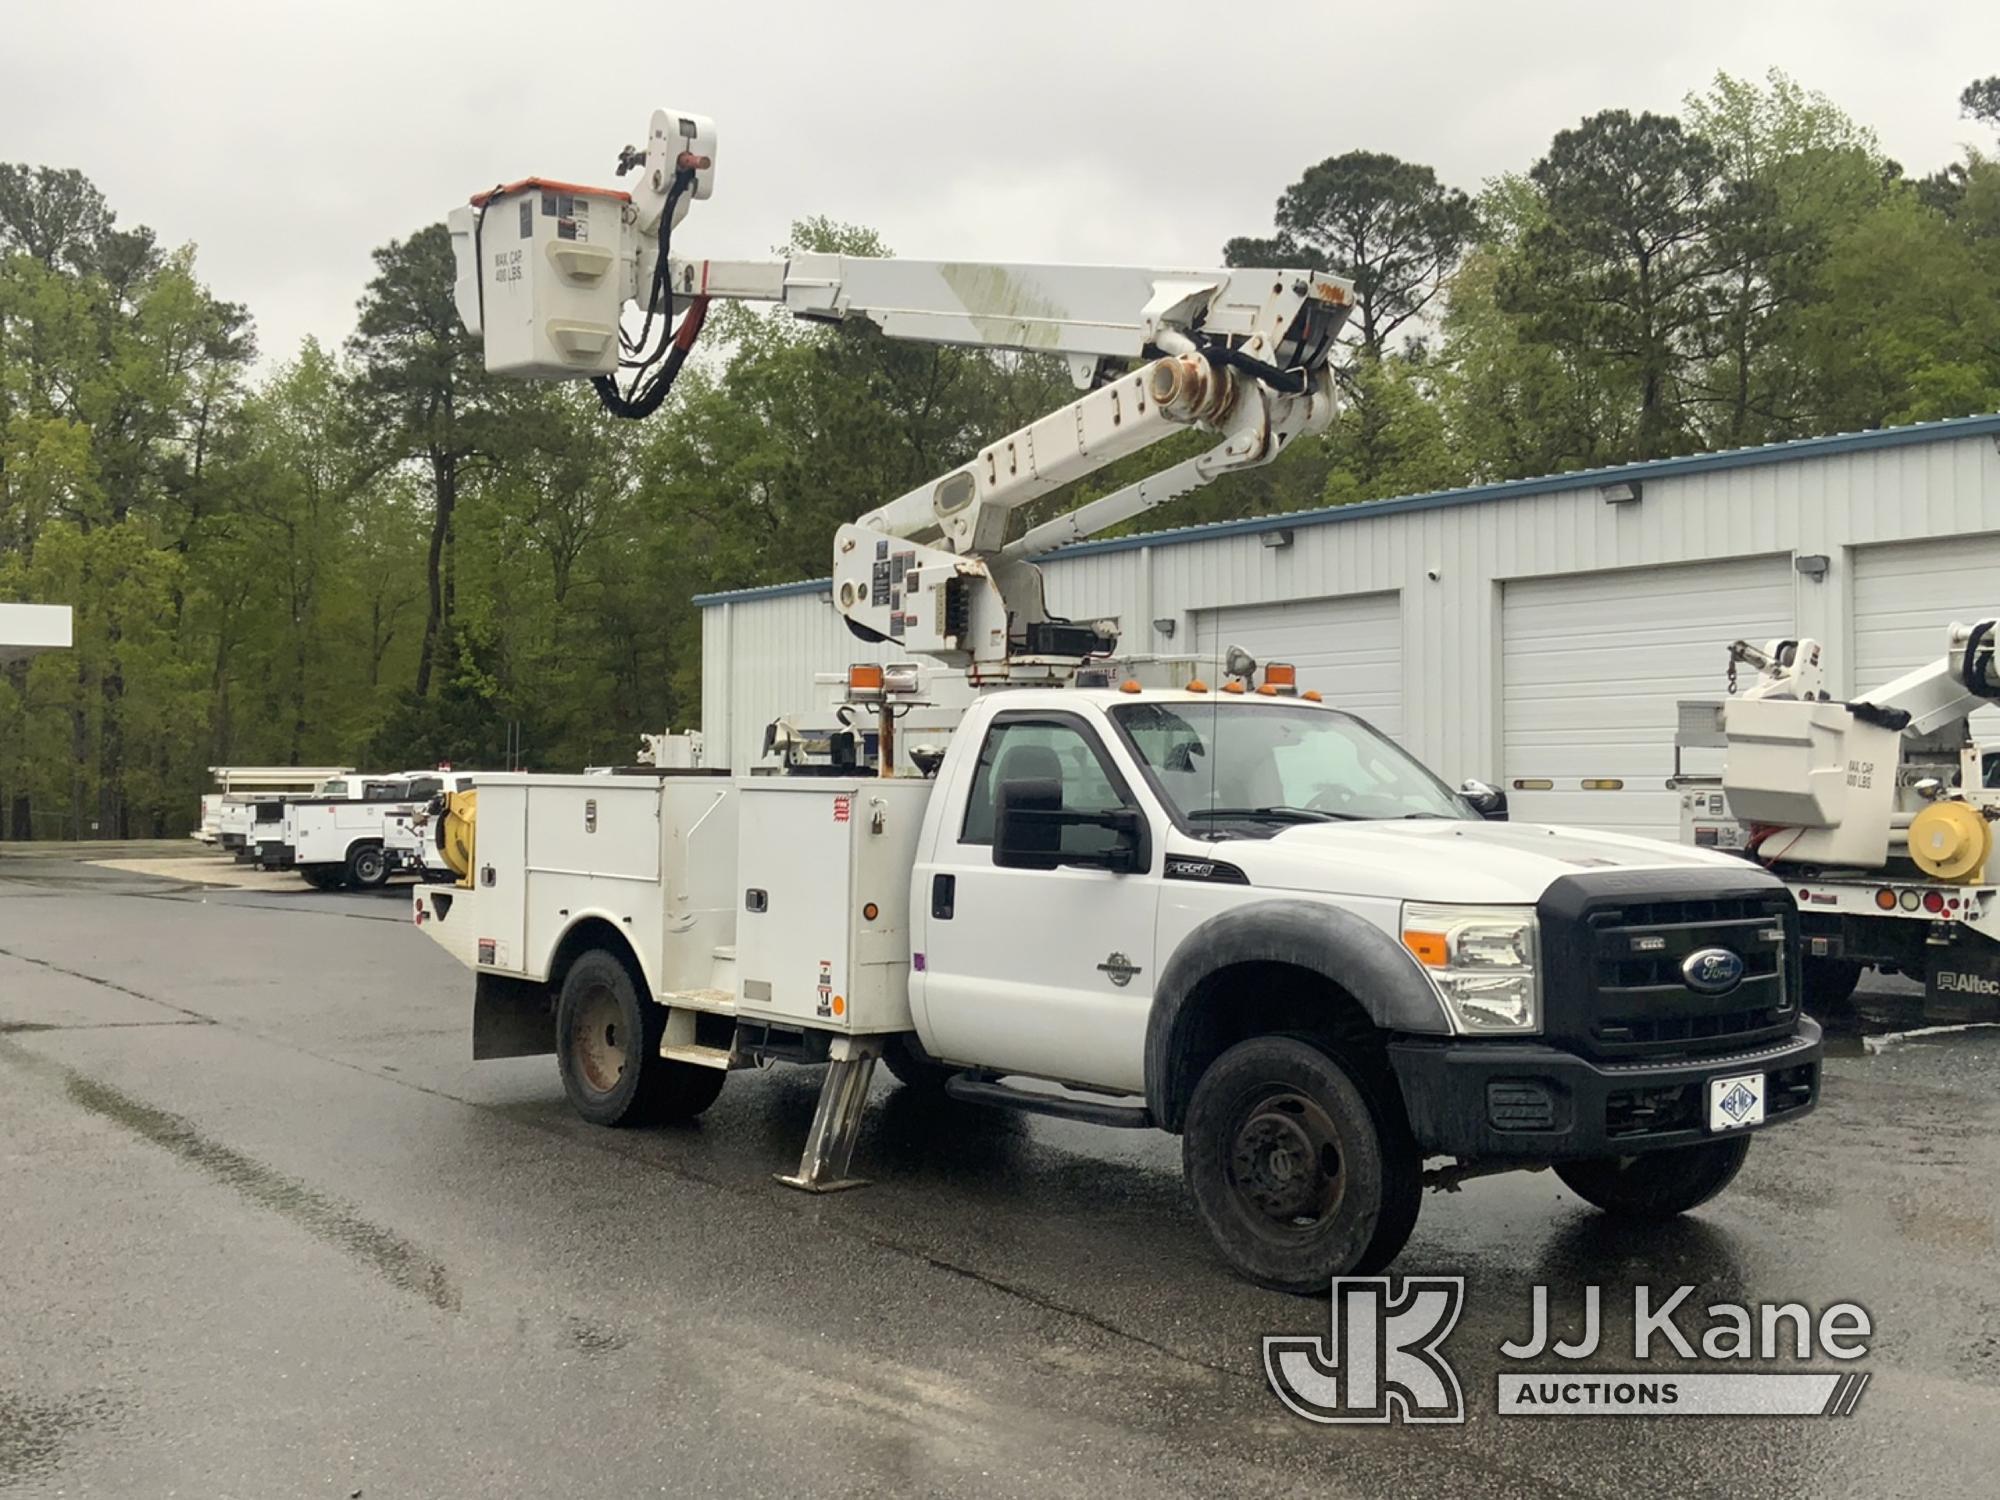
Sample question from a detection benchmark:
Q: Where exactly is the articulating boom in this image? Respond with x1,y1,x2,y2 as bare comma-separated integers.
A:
446,108,1352,681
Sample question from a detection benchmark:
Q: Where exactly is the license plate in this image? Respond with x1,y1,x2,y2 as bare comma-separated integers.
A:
1707,1072,1765,1131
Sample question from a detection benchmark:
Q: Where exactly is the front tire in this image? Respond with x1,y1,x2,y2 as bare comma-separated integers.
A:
1182,1035,1421,1294
1555,1136,1751,1219
345,841,389,891
555,950,725,1127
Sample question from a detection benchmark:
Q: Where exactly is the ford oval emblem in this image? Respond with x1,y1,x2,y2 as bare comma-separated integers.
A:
1682,947,1745,995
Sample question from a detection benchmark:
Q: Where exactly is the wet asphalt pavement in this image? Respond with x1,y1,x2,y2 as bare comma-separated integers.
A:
2,847,1997,1497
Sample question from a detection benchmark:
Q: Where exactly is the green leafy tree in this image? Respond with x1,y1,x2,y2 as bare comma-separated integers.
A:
347,224,496,698
1501,109,1724,461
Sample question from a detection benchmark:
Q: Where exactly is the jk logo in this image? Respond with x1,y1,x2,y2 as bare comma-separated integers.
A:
1264,1276,1467,1424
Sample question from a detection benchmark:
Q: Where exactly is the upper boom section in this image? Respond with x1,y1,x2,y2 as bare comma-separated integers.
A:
674,255,1352,376
444,106,1355,678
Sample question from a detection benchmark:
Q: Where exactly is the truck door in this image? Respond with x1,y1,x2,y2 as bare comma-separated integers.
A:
916,710,1160,1094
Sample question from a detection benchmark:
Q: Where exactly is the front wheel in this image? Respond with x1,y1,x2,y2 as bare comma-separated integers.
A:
555,950,725,1127
1182,1035,1421,1294
1555,1136,1751,1219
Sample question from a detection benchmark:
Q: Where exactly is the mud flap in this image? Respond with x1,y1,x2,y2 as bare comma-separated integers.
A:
472,972,555,1059
1924,944,2000,1021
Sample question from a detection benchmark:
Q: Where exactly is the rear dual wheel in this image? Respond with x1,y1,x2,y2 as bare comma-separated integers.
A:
556,950,725,1127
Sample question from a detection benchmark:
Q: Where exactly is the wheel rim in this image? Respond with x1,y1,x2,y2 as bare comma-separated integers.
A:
570,984,626,1097
1226,1088,1347,1234
356,849,382,882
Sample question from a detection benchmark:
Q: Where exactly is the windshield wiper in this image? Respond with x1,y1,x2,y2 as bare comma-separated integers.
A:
1187,805,1362,824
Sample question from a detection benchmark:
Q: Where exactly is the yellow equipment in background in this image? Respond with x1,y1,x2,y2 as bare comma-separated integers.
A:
1908,799,1991,884
436,788,477,888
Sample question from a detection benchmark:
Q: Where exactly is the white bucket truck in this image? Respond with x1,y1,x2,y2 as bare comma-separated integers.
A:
411,108,1823,1289
1679,626,2000,1009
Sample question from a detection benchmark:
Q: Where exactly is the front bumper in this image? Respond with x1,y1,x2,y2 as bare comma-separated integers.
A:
1388,1018,1821,1160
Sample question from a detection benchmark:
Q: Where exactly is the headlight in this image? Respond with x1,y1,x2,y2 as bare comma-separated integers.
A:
1401,902,1541,1034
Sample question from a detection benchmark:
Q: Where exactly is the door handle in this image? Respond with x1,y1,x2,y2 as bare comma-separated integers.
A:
931,874,956,920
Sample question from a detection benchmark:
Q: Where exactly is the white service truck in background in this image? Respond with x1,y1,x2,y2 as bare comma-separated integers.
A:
1679,625,2000,1010
207,767,353,853
258,772,449,890
406,105,1824,1290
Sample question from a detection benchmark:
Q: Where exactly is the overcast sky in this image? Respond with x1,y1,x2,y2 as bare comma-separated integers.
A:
5,1,1995,366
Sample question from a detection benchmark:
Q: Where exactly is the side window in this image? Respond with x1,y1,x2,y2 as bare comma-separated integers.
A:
406,777,442,799
960,719,1135,857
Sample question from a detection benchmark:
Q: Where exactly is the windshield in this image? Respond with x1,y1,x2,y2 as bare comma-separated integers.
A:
1110,701,1473,833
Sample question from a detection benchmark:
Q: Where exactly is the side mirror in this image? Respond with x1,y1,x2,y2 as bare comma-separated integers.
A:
1460,778,1509,821
994,778,1148,874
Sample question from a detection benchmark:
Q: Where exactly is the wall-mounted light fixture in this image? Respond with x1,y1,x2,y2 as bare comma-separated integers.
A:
1261,528,1294,550
1152,618,1177,638
1795,554,1830,581
1601,479,1642,504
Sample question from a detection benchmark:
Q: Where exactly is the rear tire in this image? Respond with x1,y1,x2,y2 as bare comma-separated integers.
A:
1555,1136,1751,1219
1802,956,1864,1005
345,842,389,891
1182,1034,1421,1294
301,867,345,891
555,950,725,1127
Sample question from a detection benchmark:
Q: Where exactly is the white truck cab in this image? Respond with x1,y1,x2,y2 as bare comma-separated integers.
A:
415,681,1821,1291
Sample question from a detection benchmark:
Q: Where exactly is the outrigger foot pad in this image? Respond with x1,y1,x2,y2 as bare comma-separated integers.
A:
775,1052,878,1193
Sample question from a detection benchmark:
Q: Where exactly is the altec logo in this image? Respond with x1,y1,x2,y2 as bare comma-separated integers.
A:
1264,1277,1467,1424
1936,970,2000,996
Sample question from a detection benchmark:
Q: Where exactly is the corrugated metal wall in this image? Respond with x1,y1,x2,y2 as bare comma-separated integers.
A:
699,427,2000,779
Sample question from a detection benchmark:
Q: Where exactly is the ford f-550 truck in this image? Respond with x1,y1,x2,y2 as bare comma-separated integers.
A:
415,674,1821,1290
413,106,1822,1289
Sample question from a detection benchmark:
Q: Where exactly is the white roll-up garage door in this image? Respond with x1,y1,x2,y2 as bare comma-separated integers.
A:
1852,532,2000,738
1193,592,1404,741
1503,555,1794,839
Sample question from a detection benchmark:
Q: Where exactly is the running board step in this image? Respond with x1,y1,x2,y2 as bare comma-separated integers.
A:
944,1073,1154,1129
661,1043,734,1071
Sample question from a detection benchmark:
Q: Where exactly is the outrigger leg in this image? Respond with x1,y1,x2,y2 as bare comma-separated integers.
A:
775,1037,880,1193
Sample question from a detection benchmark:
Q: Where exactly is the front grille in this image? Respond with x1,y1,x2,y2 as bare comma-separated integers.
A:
1583,898,1794,1059
1539,875,1802,1063
1594,1006,1785,1050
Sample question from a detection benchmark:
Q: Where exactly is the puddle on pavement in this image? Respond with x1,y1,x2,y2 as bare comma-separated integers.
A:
1815,990,2000,1057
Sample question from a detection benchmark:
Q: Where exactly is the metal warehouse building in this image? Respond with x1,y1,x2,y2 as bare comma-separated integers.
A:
696,413,2000,840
